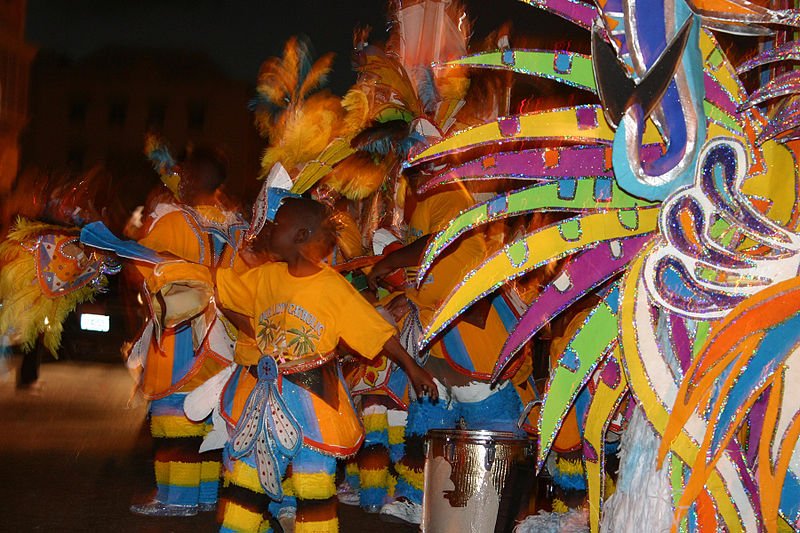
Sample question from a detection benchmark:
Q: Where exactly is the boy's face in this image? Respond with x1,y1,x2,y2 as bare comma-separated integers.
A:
267,207,303,261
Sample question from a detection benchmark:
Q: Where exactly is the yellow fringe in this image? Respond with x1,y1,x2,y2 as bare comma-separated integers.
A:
388,426,405,446
220,500,268,532
556,457,585,477
604,473,616,499
552,499,569,514
151,415,209,438
396,463,425,491
359,468,390,490
292,471,336,500
155,460,201,487
344,461,359,477
296,517,338,533
201,460,222,484
363,412,389,434
225,461,267,496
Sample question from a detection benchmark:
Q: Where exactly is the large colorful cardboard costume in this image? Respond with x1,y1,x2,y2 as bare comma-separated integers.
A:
405,0,800,530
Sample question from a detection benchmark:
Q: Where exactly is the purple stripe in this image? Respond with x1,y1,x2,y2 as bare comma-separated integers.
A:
704,73,738,116
492,233,652,381
419,144,664,193
530,0,597,30
668,314,693,374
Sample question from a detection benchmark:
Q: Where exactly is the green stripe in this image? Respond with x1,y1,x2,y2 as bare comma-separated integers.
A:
444,50,597,93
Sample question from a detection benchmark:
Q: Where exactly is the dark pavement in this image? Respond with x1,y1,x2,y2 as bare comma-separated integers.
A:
0,357,416,532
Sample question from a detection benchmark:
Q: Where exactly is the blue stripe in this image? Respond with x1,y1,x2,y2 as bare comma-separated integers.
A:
441,324,476,373
150,393,189,416
360,487,388,507
394,479,423,505
781,470,800,523
156,483,200,506
170,323,196,387
221,366,244,422
492,294,518,332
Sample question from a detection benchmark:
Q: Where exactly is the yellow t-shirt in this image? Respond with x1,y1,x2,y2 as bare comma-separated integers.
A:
216,263,395,363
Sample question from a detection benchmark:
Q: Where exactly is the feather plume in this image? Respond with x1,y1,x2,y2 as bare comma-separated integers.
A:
356,46,423,117
322,153,393,200
341,86,373,136
253,36,337,143
298,52,335,101
259,92,345,175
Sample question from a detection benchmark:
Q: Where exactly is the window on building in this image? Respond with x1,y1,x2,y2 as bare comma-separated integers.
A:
68,97,88,124
147,101,167,130
67,145,86,170
187,101,206,131
108,99,127,127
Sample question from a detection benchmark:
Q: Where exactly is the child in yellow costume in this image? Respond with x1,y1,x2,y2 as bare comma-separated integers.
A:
128,147,248,517
149,196,438,533
367,181,529,525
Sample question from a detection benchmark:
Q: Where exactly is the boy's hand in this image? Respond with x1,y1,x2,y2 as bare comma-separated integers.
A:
407,365,439,401
381,336,438,401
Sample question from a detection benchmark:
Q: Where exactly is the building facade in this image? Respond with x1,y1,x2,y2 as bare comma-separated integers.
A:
22,46,262,212
0,0,36,193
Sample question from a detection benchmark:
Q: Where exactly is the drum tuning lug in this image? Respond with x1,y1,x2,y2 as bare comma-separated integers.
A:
446,440,456,463
484,443,496,469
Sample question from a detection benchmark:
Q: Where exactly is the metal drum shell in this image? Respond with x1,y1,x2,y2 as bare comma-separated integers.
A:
422,429,537,533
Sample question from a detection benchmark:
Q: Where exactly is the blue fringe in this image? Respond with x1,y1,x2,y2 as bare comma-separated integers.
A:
364,430,389,449
552,468,588,492
394,478,423,505
360,487,388,508
405,398,457,438
389,443,404,464
459,384,524,433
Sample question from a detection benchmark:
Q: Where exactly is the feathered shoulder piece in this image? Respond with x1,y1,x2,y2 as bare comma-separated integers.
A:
0,217,117,356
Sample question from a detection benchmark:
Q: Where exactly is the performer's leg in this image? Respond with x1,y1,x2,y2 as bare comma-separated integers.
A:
292,447,339,533
200,448,223,508
131,393,210,515
386,407,407,499
357,397,391,512
218,452,274,533
338,458,360,504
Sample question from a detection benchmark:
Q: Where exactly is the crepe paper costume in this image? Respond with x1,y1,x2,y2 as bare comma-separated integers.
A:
400,0,800,528
109,201,248,511
177,259,398,532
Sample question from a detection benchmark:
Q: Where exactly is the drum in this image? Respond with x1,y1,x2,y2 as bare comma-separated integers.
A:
422,429,538,533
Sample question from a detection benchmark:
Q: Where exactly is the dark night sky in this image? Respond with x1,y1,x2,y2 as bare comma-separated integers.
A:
26,0,579,93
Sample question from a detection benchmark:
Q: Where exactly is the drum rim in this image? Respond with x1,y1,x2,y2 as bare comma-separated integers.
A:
424,428,531,443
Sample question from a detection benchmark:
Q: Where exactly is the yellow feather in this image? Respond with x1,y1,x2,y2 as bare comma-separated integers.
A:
322,153,393,200
298,52,335,101
259,92,345,175
341,87,373,136
0,218,103,357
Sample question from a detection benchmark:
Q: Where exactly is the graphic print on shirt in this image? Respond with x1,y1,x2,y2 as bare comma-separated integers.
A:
257,302,326,361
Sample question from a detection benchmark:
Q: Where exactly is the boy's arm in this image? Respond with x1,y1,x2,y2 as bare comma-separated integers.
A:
382,336,439,401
